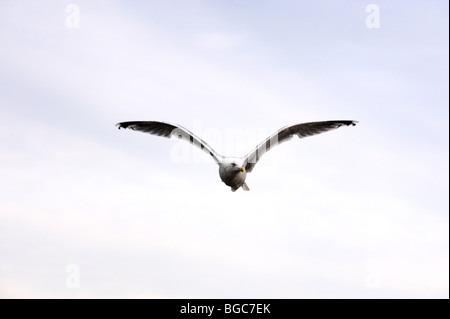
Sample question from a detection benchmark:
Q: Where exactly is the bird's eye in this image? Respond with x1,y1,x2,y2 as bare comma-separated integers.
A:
231,163,236,167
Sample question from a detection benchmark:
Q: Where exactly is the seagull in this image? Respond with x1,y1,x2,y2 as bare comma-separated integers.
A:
116,120,357,191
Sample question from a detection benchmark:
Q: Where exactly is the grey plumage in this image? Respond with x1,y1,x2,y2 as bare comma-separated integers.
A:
116,121,222,164
243,120,357,172
116,120,357,191
116,121,177,137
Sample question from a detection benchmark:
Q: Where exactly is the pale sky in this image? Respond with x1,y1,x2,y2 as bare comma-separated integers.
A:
0,0,448,298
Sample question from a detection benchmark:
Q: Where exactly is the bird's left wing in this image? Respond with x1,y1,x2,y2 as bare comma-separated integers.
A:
242,120,358,173
116,121,223,164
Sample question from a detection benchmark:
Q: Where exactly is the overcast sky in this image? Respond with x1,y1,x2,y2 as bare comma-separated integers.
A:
0,0,448,298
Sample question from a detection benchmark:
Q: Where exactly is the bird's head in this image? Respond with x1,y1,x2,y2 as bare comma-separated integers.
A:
221,159,245,174
230,161,245,173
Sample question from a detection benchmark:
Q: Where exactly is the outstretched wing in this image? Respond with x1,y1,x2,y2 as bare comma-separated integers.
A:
116,121,223,164
242,120,358,172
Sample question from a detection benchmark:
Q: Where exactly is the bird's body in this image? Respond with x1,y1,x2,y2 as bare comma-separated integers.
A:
219,159,248,192
116,120,357,191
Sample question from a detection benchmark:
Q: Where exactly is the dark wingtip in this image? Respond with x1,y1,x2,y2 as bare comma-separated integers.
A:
116,122,131,129
334,120,358,128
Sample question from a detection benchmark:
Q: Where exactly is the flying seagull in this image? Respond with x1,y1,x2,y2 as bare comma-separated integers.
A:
116,120,357,191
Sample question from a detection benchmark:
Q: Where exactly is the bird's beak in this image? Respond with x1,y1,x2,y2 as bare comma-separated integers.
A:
239,167,245,172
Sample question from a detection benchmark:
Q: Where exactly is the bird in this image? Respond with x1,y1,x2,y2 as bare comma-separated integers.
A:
116,120,357,191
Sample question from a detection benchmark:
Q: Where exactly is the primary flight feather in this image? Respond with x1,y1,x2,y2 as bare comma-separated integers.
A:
116,120,357,191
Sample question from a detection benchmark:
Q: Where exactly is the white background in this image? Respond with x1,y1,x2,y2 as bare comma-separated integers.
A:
0,0,448,298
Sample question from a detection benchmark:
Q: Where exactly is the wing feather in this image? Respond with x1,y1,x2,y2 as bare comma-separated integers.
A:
116,121,223,164
242,120,357,172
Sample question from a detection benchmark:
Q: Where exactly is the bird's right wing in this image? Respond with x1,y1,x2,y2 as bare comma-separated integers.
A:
116,121,223,164
242,120,358,172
